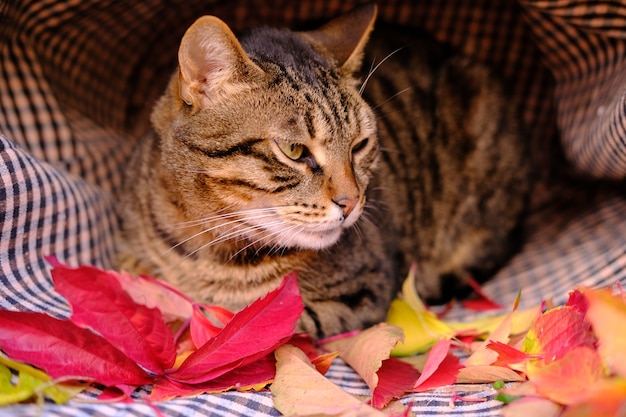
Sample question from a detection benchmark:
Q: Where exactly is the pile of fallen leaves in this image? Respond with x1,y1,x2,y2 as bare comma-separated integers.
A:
0,258,625,417
386,268,626,416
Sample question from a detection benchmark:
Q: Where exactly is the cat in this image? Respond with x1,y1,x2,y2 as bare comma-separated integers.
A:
116,4,530,338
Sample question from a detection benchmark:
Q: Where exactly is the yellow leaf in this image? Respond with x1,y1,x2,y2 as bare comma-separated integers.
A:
400,264,427,313
446,305,539,338
386,298,453,356
0,355,84,405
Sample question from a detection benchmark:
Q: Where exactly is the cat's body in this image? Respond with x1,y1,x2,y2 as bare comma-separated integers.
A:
117,5,530,338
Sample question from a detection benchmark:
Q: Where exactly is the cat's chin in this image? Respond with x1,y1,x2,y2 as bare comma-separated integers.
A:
262,226,344,251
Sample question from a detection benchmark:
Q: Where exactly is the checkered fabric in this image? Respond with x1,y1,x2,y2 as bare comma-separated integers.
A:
1,0,625,416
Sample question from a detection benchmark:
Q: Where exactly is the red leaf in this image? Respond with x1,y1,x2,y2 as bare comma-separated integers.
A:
372,357,420,409
487,341,536,367
118,272,194,320
202,305,235,325
286,333,320,358
189,305,224,348
461,276,503,311
50,261,176,373
169,273,303,383
0,311,151,392
413,339,461,392
565,289,588,315
526,306,596,361
286,333,336,374
151,354,276,401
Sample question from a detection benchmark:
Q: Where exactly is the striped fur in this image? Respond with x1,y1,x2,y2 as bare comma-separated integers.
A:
117,5,530,338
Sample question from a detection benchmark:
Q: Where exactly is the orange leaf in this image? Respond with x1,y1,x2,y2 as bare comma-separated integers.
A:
560,378,626,417
486,341,536,368
583,287,626,377
526,346,604,405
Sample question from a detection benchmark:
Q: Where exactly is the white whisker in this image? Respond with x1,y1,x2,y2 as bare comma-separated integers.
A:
226,223,303,263
372,86,413,111
162,212,279,257
171,207,279,229
359,47,405,95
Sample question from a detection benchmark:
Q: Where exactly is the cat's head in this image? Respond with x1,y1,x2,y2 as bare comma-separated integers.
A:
152,4,379,251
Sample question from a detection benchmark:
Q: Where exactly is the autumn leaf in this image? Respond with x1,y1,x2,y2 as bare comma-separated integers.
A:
460,275,503,311
525,346,604,405
401,264,427,313
271,344,389,417
565,288,588,315
0,354,84,405
583,287,626,377
464,292,523,367
0,311,151,393
115,271,194,320
412,339,461,392
455,365,525,384
387,267,455,356
486,341,536,368
559,378,626,417
324,323,419,409
446,305,538,341
387,299,454,356
189,303,236,349
151,353,276,401
387,269,537,357
189,304,226,348
288,333,338,375
169,272,303,384
0,259,311,402
324,324,402,393
372,357,420,408
521,305,595,360
50,260,177,374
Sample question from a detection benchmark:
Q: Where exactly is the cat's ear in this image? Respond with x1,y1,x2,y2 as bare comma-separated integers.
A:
301,3,377,74
178,16,263,106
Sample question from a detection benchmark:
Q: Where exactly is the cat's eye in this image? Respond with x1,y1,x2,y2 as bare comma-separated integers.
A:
278,142,305,160
352,138,369,154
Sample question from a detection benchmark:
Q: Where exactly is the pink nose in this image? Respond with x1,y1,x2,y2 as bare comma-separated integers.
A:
335,197,359,218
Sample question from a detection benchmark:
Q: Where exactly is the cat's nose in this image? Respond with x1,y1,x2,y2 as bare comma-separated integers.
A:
335,197,359,218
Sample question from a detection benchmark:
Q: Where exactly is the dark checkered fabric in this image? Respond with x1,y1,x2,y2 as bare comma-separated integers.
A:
1,0,625,416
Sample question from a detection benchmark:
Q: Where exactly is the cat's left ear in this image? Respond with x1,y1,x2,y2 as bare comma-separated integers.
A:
301,3,377,74
178,16,263,106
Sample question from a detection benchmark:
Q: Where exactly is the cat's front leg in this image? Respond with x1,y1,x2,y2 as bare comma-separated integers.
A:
294,226,400,338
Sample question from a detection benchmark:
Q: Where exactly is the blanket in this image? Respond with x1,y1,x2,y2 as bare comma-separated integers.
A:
1,1,625,416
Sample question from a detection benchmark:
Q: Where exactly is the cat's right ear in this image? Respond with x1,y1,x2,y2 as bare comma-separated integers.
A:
301,3,377,75
178,16,263,106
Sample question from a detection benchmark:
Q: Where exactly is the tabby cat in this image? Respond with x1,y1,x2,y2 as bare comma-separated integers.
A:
117,4,530,338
